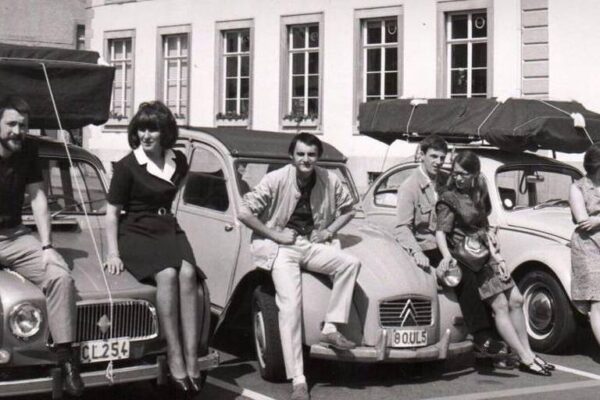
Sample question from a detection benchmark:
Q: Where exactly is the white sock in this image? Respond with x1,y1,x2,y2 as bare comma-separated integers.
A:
321,322,337,335
292,375,306,386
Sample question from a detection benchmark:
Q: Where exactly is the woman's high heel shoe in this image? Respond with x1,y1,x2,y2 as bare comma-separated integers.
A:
519,360,551,376
170,376,191,392
188,374,204,392
534,355,556,371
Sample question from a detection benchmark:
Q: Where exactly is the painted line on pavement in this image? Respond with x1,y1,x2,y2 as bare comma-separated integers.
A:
206,376,279,400
553,363,600,380
423,379,600,400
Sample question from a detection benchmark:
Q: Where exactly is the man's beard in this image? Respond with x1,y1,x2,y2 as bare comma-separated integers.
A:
0,136,23,153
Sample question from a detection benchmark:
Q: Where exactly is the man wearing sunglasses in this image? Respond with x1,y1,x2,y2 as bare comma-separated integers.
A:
394,135,507,361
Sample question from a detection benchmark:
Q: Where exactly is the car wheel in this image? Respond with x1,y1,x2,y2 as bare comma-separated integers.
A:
252,285,287,382
518,270,576,353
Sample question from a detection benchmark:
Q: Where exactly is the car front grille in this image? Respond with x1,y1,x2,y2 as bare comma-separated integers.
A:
379,297,433,328
76,300,158,342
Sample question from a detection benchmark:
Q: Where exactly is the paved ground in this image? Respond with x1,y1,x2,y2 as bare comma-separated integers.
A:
9,326,600,400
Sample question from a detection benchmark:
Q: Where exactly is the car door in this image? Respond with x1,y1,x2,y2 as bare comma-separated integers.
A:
362,163,418,232
175,143,241,308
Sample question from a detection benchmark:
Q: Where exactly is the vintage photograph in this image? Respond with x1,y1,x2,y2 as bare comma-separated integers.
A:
0,0,599,399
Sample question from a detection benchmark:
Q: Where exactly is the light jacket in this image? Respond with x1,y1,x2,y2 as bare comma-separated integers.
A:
241,164,355,270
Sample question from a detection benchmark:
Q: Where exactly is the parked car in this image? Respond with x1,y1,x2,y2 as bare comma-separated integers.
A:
173,127,473,382
363,147,583,353
0,136,218,398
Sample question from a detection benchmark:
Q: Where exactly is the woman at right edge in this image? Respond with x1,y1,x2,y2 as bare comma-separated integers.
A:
570,143,600,351
435,150,554,376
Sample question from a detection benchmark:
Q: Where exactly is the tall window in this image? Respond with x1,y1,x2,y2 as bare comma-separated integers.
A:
446,11,488,98
222,29,250,117
287,24,320,119
107,37,133,120
75,24,85,50
363,18,399,102
161,34,189,120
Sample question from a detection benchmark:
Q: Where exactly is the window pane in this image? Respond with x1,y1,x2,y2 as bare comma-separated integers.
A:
226,78,237,98
240,78,250,98
181,60,188,80
451,14,468,39
472,43,487,68
451,44,467,68
179,35,188,56
226,32,237,53
308,76,318,97
471,69,487,94
308,25,319,48
366,48,381,72
241,55,250,77
385,72,397,96
166,36,179,56
385,20,398,43
308,52,319,74
226,56,238,77
167,60,178,79
113,41,123,59
307,98,318,115
366,73,381,96
291,27,305,49
366,21,382,44
451,70,467,94
225,99,236,112
291,98,304,114
472,13,487,38
241,30,250,52
385,47,397,71
292,53,305,75
240,99,249,114
292,76,304,97
124,39,132,58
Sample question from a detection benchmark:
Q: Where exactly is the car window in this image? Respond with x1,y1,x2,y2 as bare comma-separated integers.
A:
233,160,358,202
183,147,230,212
496,166,580,210
22,158,107,215
373,166,417,207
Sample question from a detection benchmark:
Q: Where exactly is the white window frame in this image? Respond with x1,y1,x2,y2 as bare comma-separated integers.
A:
157,25,191,125
215,20,253,128
353,7,403,132
436,0,492,98
104,29,135,126
280,13,323,130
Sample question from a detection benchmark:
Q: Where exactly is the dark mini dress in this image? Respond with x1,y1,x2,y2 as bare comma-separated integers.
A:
436,190,514,300
107,150,204,282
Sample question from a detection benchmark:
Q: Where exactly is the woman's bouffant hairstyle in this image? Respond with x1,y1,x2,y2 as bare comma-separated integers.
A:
448,150,490,215
127,101,178,150
583,143,600,176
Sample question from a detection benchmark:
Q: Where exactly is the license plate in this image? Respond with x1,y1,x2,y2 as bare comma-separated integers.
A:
80,338,130,364
391,329,428,348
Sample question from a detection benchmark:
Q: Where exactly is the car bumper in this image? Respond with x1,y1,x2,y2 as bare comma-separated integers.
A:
0,351,219,398
309,329,473,363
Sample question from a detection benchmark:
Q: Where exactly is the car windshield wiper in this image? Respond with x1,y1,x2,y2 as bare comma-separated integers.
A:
533,198,570,210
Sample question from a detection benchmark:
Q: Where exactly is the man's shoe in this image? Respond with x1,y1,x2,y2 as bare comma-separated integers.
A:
61,359,84,397
291,382,310,400
320,331,356,350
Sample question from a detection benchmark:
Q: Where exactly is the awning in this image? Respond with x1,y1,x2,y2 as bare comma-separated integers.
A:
0,43,115,129
358,98,600,153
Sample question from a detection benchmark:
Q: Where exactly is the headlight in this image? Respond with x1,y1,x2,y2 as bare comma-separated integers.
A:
9,303,43,340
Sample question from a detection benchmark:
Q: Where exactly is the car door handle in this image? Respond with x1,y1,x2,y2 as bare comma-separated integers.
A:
224,224,234,232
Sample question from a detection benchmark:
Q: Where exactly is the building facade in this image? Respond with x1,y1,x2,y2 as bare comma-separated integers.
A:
86,0,600,192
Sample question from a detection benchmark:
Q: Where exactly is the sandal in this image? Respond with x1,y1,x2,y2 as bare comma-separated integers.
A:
519,360,552,376
534,355,556,371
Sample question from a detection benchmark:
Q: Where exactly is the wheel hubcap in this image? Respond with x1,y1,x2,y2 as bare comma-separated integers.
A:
523,283,555,340
253,310,267,369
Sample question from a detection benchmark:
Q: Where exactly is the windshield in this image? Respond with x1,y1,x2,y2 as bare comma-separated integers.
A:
233,160,359,203
495,165,581,211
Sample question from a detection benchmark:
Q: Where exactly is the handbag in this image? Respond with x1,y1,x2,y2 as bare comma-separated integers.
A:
451,233,490,272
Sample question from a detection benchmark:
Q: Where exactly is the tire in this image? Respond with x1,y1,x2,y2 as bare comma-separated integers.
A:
517,269,576,353
252,285,287,382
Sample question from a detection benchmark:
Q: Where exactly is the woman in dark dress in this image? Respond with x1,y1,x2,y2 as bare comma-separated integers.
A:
104,101,204,392
435,151,553,376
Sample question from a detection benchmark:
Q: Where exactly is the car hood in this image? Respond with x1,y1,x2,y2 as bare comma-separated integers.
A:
338,218,437,300
503,207,575,241
52,223,154,300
